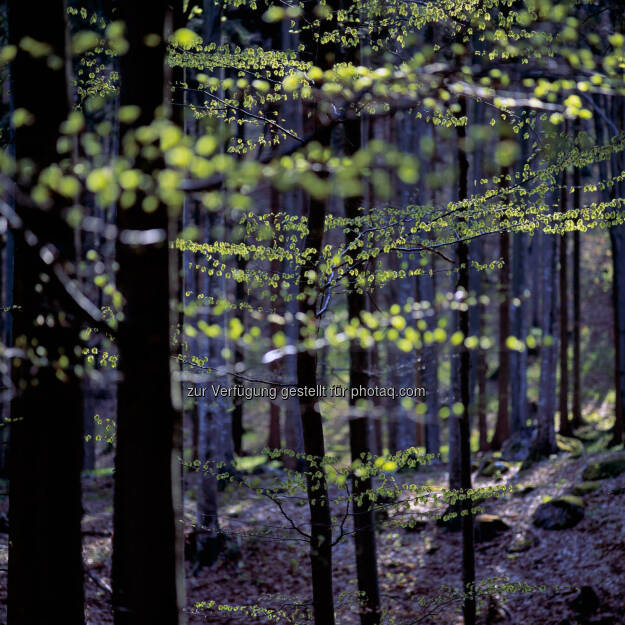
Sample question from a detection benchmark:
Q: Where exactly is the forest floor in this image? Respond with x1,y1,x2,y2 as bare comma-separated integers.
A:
1,438,624,625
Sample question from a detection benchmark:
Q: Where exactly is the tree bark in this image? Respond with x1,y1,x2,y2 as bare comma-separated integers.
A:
112,2,185,623
268,186,282,452
295,8,339,622
609,96,625,445
510,223,528,436
559,171,571,436
297,189,336,625
456,96,476,625
491,226,510,449
571,153,582,429
231,259,246,456
530,200,559,460
8,3,85,623
345,109,382,624
196,210,233,567
418,257,440,456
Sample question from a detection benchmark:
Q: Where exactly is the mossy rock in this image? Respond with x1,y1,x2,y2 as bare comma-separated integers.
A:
474,514,510,542
512,484,536,497
572,481,601,496
533,496,585,530
477,458,510,478
557,434,584,457
573,425,602,442
569,586,600,617
506,532,538,553
582,455,625,481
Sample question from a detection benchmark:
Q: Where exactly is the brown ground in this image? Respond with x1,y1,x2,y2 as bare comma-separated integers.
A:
1,446,624,625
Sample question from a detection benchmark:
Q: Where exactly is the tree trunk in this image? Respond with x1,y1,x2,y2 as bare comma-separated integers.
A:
531,205,559,460
294,7,340,621
559,171,571,436
477,333,488,452
297,189,335,625
418,257,440,456
268,187,282,452
283,190,304,468
456,96,476,625
279,26,305,467
196,210,233,567
8,3,85,623
609,96,625,445
231,259,246,456
345,108,382,624
510,224,528,436
571,152,582,430
112,2,185,623
491,226,510,449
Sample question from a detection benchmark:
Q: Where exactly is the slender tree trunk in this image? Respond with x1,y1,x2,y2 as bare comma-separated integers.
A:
449,312,463,493
283,191,304,468
196,210,233,567
370,334,385,455
280,25,305,467
531,201,559,460
418,257,440,456
231,260,246,455
571,152,582,429
610,231,625,446
559,171,571,436
491,226,510,449
510,231,529,433
345,108,382,624
297,189,335,625
8,3,84,623
390,112,418,453
609,96,625,445
509,112,529,441
112,3,185,622
477,334,488,452
295,7,340,621
268,187,282,451
468,99,484,418
456,96,476,625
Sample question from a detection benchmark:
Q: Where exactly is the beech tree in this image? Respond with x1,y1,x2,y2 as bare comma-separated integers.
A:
7,2,84,623
111,2,185,622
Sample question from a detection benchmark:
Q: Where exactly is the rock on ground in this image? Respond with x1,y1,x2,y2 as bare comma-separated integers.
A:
532,496,585,530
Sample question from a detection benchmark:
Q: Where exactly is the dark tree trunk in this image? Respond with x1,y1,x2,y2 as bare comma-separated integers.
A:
231,259,246,456
418,257,440,456
196,210,233,567
610,220,625,446
268,186,282,452
609,96,625,446
297,189,335,625
279,29,305,467
491,226,510,449
295,8,339,623
345,109,381,624
477,335,488,452
531,206,559,460
456,96,476,625
510,228,528,435
559,171,571,436
8,3,84,623
592,94,624,446
571,153,582,429
112,2,185,623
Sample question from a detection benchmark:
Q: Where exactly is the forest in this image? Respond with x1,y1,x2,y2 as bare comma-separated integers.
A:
1,0,625,623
